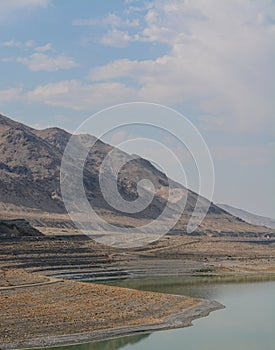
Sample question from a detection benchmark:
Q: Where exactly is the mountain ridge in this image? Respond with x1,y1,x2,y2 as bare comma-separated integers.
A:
0,113,273,237
218,203,275,230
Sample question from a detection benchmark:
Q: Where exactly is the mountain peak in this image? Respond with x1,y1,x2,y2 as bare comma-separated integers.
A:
0,113,273,236
0,113,17,127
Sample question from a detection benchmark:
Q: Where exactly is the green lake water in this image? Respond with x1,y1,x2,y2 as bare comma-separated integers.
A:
40,275,275,350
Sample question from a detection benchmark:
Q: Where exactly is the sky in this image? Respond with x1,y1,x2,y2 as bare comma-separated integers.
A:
0,0,274,218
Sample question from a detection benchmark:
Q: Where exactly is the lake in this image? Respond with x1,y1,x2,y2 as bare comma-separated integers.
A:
41,275,275,350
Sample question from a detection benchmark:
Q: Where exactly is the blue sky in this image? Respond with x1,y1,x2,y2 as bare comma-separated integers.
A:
0,0,274,218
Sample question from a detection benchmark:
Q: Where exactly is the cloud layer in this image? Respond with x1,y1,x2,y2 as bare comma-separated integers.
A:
0,0,50,23
1,0,274,133
87,0,275,132
17,53,78,71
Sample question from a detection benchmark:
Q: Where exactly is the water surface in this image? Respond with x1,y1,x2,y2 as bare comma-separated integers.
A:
41,276,275,350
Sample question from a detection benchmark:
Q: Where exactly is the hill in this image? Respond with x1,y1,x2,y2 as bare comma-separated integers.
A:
0,113,273,237
218,204,275,230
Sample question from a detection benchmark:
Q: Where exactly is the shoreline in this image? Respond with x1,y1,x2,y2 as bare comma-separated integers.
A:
1,275,274,350
4,300,223,350
81,271,275,284
1,232,274,350
0,269,223,350
1,270,275,350
61,269,275,293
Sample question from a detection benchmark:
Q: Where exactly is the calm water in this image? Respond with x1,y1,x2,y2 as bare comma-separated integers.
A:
41,276,275,350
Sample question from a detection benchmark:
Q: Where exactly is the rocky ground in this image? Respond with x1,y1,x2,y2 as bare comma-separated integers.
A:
0,268,222,350
0,228,274,281
0,220,274,349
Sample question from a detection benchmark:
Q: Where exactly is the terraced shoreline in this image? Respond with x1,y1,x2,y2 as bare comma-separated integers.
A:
1,232,274,281
0,269,223,350
0,228,274,349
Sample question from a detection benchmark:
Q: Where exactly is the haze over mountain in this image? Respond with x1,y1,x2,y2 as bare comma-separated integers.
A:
0,113,273,237
218,204,275,230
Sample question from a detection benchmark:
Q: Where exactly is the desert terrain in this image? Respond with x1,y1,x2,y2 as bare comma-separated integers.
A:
0,114,274,349
0,267,222,350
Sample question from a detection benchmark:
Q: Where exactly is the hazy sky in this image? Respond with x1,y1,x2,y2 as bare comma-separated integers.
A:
0,0,274,218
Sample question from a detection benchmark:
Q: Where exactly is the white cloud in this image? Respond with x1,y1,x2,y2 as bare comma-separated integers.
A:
0,0,49,11
2,40,21,47
1,42,75,72
2,0,272,135
25,80,137,110
1,39,34,48
125,19,139,27
34,43,53,52
0,86,22,103
90,58,157,81
90,0,275,132
73,14,121,27
0,0,50,23
124,0,139,3
73,12,140,48
100,30,132,47
73,13,139,28
16,53,78,71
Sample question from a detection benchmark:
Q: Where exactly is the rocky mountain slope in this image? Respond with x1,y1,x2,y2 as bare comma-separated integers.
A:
0,113,273,236
218,204,275,229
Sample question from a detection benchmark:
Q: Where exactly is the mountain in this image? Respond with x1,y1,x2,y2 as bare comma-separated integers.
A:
0,114,63,212
0,113,273,237
218,204,275,230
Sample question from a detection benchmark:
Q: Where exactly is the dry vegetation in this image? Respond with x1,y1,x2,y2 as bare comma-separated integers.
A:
0,268,199,348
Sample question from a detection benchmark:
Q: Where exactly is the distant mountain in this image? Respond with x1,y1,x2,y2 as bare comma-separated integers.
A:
218,204,275,230
0,113,273,236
